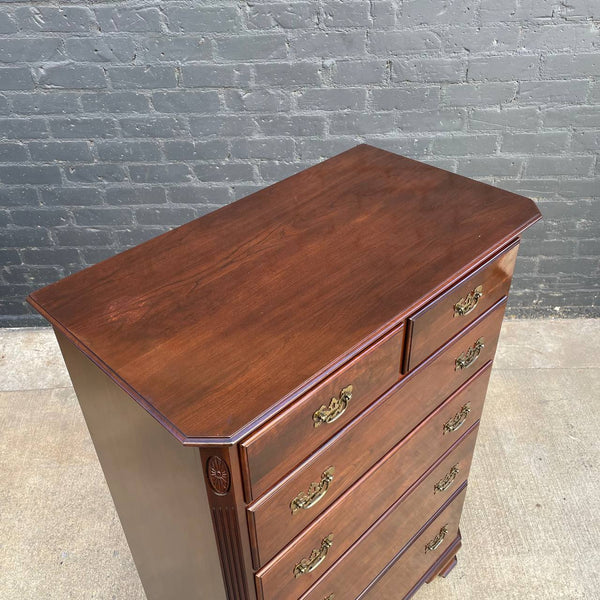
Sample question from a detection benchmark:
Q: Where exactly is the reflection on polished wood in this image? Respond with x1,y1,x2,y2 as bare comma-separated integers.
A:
28,145,540,445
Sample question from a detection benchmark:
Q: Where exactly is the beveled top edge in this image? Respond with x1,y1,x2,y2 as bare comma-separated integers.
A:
32,233,536,448
27,144,542,446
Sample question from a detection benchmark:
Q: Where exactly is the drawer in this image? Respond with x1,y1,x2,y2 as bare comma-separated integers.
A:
360,490,466,600
247,299,504,567
299,484,468,600
241,324,405,501
255,422,480,600
404,239,519,372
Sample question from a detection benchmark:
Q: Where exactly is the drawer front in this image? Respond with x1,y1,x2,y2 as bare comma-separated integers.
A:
299,485,468,600
248,299,504,567
255,422,480,600
405,240,519,372
360,490,466,600
241,325,405,501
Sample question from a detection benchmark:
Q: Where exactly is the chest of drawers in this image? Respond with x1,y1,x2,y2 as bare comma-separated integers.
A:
28,144,541,600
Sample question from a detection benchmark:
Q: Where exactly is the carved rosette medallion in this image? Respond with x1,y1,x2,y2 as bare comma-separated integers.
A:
207,456,231,496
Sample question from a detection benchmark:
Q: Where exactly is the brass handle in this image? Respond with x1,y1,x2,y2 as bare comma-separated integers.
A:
455,337,484,370
443,402,471,434
293,534,334,578
313,385,353,427
454,285,483,317
434,464,460,494
290,467,335,514
425,525,449,553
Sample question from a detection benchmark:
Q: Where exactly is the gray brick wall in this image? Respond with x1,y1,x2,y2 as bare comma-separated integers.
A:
0,1,598,326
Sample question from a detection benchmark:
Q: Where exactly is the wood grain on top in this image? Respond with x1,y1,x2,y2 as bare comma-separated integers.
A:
27,144,541,444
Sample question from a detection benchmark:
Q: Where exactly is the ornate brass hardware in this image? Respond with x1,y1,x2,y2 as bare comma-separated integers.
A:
443,402,471,435
455,337,484,371
454,285,483,317
313,385,353,427
425,525,448,553
434,464,460,494
293,534,334,578
290,467,335,514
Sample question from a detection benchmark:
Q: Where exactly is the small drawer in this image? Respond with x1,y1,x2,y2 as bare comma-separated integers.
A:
299,485,468,600
404,239,519,372
255,420,480,600
247,299,505,567
241,324,405,502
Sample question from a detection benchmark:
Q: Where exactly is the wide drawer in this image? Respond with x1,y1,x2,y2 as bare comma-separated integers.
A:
255,420,480,600
247,299,505,567
241,324,405,501
299,484,468,600
404,239,519,372
360,492,465,600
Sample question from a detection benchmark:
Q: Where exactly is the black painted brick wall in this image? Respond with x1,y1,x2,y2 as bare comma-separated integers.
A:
0,1,599,326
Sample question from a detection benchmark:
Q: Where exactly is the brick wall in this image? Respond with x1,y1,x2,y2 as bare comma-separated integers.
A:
0,1,598,326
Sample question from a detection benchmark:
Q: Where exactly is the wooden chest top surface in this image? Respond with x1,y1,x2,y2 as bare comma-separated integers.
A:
28,144,540,444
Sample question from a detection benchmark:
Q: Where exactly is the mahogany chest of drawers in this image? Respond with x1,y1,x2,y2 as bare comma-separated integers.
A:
28,144,541,600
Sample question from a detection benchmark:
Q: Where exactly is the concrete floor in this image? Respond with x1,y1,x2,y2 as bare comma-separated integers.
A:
0,320,599,600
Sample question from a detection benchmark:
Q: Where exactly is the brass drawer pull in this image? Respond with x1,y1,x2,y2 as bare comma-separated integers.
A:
443,402,471,434
293,534,334,578
290,466,335,514
434,464,460,494
425,525,448,553
454,285,484,317
455,337,484,370
313,384,353,427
